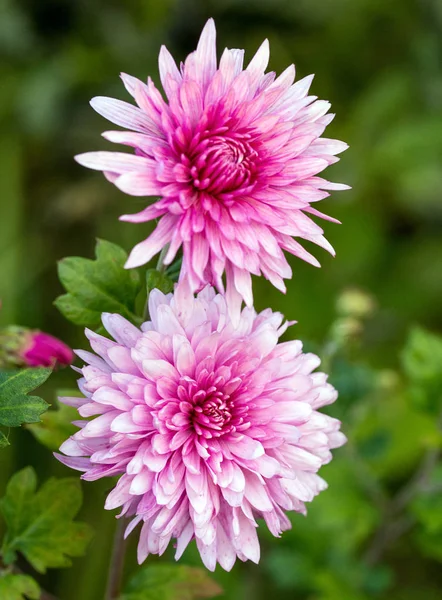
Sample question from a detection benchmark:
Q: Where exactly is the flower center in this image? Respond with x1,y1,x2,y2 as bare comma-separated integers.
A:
189,135,258,196
172,375,251,439
192,388,233,435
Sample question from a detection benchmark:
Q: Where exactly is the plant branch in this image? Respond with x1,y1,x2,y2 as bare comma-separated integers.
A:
392,445,440,513
104,518,128,600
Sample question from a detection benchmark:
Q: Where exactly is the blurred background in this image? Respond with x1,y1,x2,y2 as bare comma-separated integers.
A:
1,0,442,598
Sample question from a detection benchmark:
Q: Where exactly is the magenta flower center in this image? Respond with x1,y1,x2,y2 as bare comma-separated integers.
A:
183,130,259,196
165,373,251,440
192,387,233,432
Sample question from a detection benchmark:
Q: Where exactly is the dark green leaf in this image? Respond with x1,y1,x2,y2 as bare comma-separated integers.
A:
0,573,40,600
55,239,142,328
165,257,183,282
146,269,174,295
27,391,79,451
120,564,222,600
329,359,376,412
0,467,93,573
0,369,51,427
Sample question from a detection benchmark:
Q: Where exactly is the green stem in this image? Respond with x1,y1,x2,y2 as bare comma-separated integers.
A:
143,244,171,321
104,518,128,600
320,340,339,374
156,245,169,273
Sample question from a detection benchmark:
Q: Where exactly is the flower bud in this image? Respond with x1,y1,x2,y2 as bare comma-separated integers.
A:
376,369,401,392
336,288,376,319
329,317,363,346
0,326,73,369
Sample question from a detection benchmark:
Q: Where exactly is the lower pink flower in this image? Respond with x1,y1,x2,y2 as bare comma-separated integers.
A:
56,285,345,571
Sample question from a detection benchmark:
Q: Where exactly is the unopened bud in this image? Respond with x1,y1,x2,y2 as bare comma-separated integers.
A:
336,288,375,319
0,326,73,369
329,317,363,345
377,369,400,391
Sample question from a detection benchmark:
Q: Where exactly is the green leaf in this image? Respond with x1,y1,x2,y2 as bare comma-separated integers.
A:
53,295,100,327
54,239,142,328
165,257,183,282
314,569,371,600
0,573,40,600
120,564,222,600
411,466,442,538
412,492,442,535
401,327,442,386
0,369,51,427
0,467,93,573
329,359,377,412
27,391,79,451
401,327,442,413
146,269,174,295
353,393,440,478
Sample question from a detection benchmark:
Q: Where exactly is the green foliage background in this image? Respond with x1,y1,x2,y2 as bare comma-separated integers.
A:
0,0,442,598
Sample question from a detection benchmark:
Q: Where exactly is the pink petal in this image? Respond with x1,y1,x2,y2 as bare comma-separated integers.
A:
125,214,177,268
90,96,159,134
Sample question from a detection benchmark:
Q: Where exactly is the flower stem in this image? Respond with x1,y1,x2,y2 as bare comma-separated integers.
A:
156,244,169,272
104,518,128,600
143,244,171,321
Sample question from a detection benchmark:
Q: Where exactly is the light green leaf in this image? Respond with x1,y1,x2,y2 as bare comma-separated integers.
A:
120,564,222,600
0,369,51,427
414,526,442,564
412,493,442,535
54,239,142,328
0,467,93,573
0,573,40,600
314,569,371,600
146,269,174,295
27,391,79,451
401,327,442,386
0,429,10,448
401,327,442,412
53,295,100,326
411,467,442,537
353,393,441,478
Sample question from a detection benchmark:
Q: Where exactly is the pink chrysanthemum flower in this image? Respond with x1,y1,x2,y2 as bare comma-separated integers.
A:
56,285,345,571
76,19,349,306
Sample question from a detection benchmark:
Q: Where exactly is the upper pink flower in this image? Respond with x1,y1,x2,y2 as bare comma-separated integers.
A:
76,19,349,306
56,284,345,571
